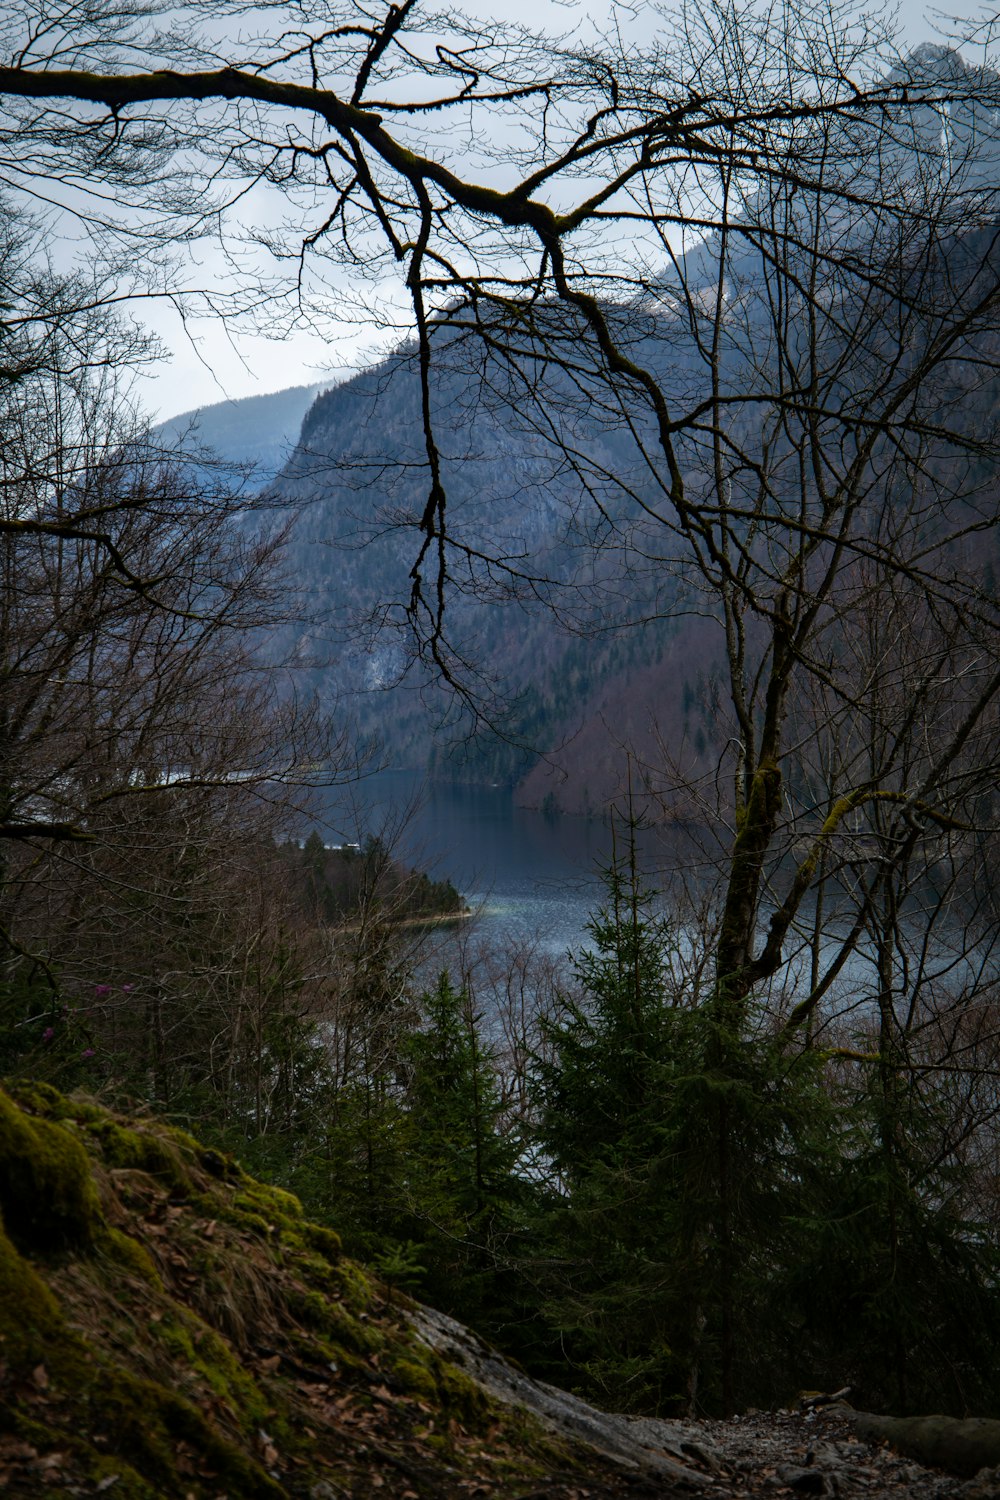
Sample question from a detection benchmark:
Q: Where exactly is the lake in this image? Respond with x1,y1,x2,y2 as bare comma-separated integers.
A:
313,770,709,957
311,773,992,1021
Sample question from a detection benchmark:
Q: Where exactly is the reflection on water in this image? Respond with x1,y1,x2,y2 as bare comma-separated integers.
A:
312,773,998,1017
315,771,703,956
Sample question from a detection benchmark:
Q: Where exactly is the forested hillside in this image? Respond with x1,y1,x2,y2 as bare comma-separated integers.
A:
265,323,725,813
155,382,330,487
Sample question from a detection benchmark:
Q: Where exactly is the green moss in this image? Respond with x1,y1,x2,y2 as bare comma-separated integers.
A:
284,1323,363,1377
84,1454,158,1500
10,1345,284,1498
433,1358,490,1427
5,1081,110,1131
5,1079,71,1116
100,1226,163,1287
225,1207,272,1237
294,1249,336,1286
0,1087,104,1250
382,1338,494,1431
86,1366,284,1498
303,1222,342,1261
89,1119,192,1193
234,1181,303,1224
199,1146,239,1179
0,1216,65,1368
389,1356,439,1402
8,1414,158,1500
331,1258,376,1313
152,1310,270,1427
164,1124,208,1157
287,1286,385,1355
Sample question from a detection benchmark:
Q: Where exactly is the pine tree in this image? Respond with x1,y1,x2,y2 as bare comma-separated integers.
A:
394,971,525,1328
531,827,699,1411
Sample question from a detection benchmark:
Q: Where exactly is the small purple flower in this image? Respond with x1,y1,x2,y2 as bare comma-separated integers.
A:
93,985,111,998
42,1027,55,1042
121,984,134,993
80,1048,96,1059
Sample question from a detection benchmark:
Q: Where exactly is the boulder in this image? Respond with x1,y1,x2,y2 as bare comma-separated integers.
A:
849,1413,1000,1478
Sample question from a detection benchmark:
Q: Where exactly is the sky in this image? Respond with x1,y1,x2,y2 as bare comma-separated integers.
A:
121,0,993,424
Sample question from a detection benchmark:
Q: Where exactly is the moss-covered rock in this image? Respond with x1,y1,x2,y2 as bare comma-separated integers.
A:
851,1412,1000,1478
0,1082,649,1499
0,1086,103,1250
0,1214,65,1368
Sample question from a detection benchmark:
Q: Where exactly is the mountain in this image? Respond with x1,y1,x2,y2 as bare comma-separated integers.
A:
201,43,1000,819
153,381,333,486
263,323,721,817
146,358,705,817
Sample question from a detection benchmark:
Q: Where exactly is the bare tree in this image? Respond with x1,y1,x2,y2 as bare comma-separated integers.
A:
0,200,361,1120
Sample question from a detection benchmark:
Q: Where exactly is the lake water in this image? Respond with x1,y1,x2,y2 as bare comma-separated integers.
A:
311,772,994,1018
313,771,707,957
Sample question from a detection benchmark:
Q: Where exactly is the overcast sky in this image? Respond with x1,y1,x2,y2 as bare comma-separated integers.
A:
131,0,994,424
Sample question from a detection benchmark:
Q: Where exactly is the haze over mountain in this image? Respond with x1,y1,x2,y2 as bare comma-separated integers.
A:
154,380,332,487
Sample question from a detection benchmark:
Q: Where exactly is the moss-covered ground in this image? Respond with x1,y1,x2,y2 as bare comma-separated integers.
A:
0,1081,650,1498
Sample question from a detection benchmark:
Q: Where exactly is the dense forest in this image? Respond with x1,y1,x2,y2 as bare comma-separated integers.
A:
3,0,1000,1447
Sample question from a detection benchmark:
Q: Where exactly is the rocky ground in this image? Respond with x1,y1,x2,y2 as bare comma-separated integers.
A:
409,1305,1000,1499
646,1406,993,1499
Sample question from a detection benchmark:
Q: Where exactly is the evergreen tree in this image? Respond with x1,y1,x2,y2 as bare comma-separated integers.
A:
289,970,528,1338
531,832,699,1411
777,1047,1000,1416
395,971,525,1328
531,824,837,1414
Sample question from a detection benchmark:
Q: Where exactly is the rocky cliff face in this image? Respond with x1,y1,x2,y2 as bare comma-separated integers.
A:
262,330,723,814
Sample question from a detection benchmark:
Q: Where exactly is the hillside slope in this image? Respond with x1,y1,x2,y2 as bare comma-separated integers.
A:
0,1081,697,1499
1,1088,985,1499
154,383,331,486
